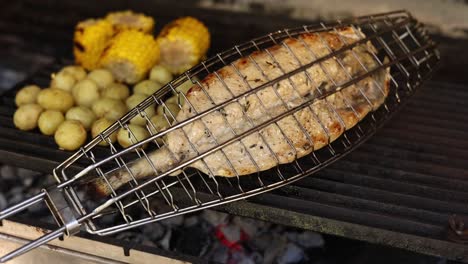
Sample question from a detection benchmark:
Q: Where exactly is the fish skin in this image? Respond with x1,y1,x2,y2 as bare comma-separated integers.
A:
92,27,390,196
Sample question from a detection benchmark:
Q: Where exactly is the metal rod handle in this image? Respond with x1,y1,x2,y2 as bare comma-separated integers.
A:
0,192,47,221
0,227,66,263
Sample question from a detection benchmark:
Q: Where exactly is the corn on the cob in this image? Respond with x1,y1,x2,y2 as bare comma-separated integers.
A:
74,19,115,70
105,10,155,34
157,17,210,75
99,30,160,84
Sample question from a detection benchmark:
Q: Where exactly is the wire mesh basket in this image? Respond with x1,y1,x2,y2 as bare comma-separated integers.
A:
0,10,439,262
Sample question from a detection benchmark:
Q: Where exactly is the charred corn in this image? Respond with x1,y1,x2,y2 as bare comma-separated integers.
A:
105,10,155,34
99,30,160,84
74,19,115,70
157,17,210,74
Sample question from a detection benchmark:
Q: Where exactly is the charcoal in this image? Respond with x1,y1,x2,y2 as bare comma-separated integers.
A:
142,222,166,241
276,243,306,264
201,209,229,226
208,241,229,263
160,215,184,227
296,231,324,249
233,216,261,238
171,225,212,256
158,228,172,250
0,165,17,180
0,193,7,211
183,215,199,227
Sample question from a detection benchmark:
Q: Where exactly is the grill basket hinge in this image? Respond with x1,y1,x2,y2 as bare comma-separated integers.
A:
44,188,81,236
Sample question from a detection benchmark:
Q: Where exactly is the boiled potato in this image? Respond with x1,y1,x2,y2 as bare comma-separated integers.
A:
54,120,87,151
130,107,155,126
38,110,64,135
101,83,130,100
157,103,180,120
133,80,163,96
165,95,178,105
37,88,74,112
149,115,170,133
60,65,87,81
91,118,117,146
165,95,187,107
149,115,170,145
125,94,147,109
149,65,173,85
15,85,41,106
65,106,96,130
92,98,127,121
125,93,155,125
87,69,114,90
13,104,43,131
117,124,149,148
73,79,100,107
50,72,76,92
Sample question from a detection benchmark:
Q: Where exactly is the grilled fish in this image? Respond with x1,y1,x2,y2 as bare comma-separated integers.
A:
92,27,390,196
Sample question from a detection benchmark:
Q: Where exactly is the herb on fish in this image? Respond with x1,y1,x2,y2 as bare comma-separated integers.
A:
266,61,275,68
242,100,251,112
219,108,228,117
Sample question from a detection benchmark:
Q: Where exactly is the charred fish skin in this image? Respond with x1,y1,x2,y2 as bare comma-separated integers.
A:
92,27,390,196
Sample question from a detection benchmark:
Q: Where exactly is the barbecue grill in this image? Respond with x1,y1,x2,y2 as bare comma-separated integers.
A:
0,1,466,263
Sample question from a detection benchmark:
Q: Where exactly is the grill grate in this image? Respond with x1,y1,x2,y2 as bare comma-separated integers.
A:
0,1,467,262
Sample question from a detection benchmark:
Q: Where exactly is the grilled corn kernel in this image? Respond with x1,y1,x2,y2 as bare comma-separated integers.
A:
100,30,160,84
74,19,115,70
157,17,210,74
105,10,155,34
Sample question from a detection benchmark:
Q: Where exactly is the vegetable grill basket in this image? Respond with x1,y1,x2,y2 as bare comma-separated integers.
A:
0,10,439,263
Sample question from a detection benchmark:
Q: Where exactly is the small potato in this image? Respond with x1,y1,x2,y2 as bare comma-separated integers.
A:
92,98,127,121
165,95,187,106
117,124,149,148
60,65,87,81
38,110,64,135
130,107,155,126
149,115,170,133
87,69,114,90
133,80,162,96
13,104,43,131
37,88,74,112
157,103,180,120
65,106,96,130
91,118,117,146
101,83,130,100
149,65,173,85
125,93,155,125
149,115,170,144
54,120,87,151
73,79,100,107
15,85,41,106
173,79,195,95
125,94,147,109
50,72,76,92
165,95,178,105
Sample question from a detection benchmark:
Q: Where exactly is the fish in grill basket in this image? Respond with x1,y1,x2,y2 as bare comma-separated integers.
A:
92,27,391,196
